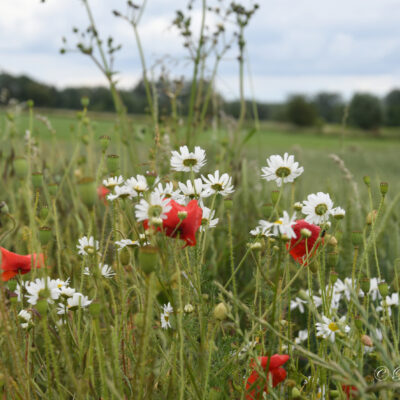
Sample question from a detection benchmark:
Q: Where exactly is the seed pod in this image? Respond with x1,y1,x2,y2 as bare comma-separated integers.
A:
380,182,388,196
38,226,52,246
107,154,120,174
32,172,43,190
77,177,96,209
351,231,363,247
14,157,28,179
100,135,111,153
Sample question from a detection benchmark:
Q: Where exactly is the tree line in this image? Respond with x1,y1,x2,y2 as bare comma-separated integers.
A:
1,72,399,130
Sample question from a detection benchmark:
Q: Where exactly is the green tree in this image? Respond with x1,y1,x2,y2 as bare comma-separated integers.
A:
349,93,383,130
384,89,400,126
313,92,344,123
286,95,317,127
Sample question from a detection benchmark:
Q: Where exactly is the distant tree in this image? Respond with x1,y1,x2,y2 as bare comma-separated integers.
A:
313,92,344,123
384,89,400,126
349,93,383,130
286,95,317,127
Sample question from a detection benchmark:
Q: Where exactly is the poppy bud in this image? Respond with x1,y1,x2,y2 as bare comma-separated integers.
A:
213,302,228,320
380,182,388,196
363,175,371,186
8,280,17,292
361,334,373,347
378,282,389,297
81,96,90,108
32,172,43,190
38,226,52,246
0,201,9,214
354,315,363,331
291,387,302,399
39,206,49,220
327,252,338,268
107,154,120,174
308,261,318,273
329,269,338,284
77,177,96,209
14,157,28,179
351,231,363,247
133,312,145,329
27,99,34,108
262,203,273,218
100,135,111,153
119,247,130,266
300,228,312,238
271,190,280,205
360,277,370,294
36,299,48,315
48,183,58,196
366,210,377,225
138,246,158,275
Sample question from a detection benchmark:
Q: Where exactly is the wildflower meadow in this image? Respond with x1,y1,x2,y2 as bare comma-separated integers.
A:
1,1,400,399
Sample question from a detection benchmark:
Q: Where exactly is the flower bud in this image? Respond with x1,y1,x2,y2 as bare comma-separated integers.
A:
298,289,309,301
363,175,371,186
0,201,9,214
300,228,312,238
248,241,263,251
361,334,373,347
48,183,58,196
119,247,130,266
145,170,158,186
35,299,48,315
81,96,90,108
329,269,338,284
178,211,188,220
100,135,111,153
351,231,363,247
327,252,338,269
77,177,96,209
14,157,28,179
27,99,34,108
133,312,145,329
138,246,158,275
150,217,163,227
271,190,280,205
184,304,194,313
378,282,389,297
8,280,17,292
107,154,120,174
308,261,318,273
39,206,49,220
366,210,377,225
262,203,273,218
360,277,370,294
213,302,228,320
32,172,43,190
38,226,52,246
354,315,363,331
326,234,338,247
293,202,302,211
291,387,302,399
380,182,388,196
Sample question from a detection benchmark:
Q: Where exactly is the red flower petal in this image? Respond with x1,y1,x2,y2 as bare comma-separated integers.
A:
287,220,321,265
97,185,110,205
0,247,44,281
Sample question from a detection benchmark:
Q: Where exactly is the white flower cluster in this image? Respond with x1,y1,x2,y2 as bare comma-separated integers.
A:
15,277,92,327
161,302,173,330
104,175,150,201
251,211,297,240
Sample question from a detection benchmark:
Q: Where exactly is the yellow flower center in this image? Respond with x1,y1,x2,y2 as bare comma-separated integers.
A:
328,322,339,332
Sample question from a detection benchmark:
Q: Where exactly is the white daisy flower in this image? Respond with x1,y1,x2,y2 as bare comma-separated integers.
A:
15,282,27,302
250,224,272,238
25,278,62,305
59,286,76,298
331,206,346,219
377,292,399,316
261,153,304,187
316,315,350,342
184,304,194,313
201,170,234,197
107,185,135,201
153,182,185,203
77,236,100,256
57,293,92,315
294,329,308,344
333,278,363,301
200,206,219,232
305,289,323,308
125,175,149,196
84,263,115,278
302,192,334,225
369,277,384,301
102,175,124,189
115,239,140,250
135,192,172,222
178,178,212,201
170,145,206,173
161,302,173,330
18,309,32,329
290,297,307,313
260,211,297,239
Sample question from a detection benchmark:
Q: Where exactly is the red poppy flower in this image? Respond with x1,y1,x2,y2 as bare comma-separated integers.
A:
287,220,321,265
0,247,44,281
342,385,358,399
144,199,203,247
245,354,289,399
97,185,110,205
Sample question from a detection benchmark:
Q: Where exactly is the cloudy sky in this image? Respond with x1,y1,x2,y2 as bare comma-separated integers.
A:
1,0,399,101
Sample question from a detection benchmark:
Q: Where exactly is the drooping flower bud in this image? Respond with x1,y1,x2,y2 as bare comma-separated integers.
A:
361,334,373,347
366,210,377,225
213,302,228,320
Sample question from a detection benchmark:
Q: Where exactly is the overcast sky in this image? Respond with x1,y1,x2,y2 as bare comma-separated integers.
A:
1,0,400,101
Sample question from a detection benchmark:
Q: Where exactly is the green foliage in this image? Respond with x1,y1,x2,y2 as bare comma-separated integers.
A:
349,93,383,131
384,89,400,126
286,95,318,127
